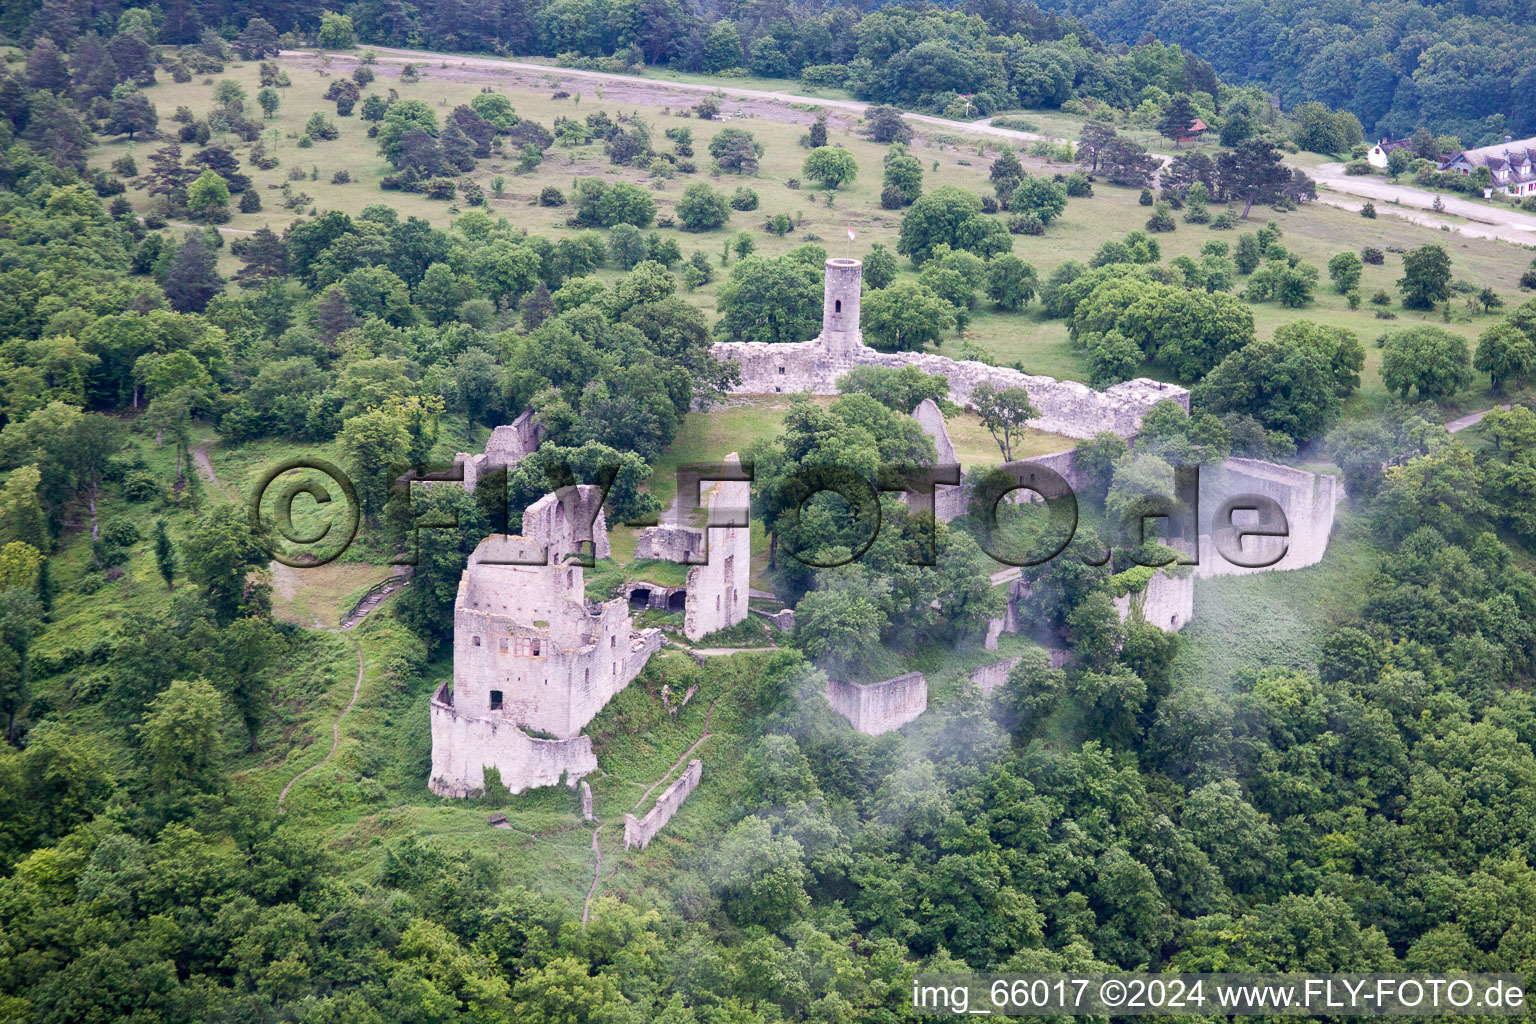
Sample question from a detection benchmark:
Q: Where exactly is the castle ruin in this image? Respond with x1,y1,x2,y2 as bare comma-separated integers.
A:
710,257,1188,440
429,486,664,797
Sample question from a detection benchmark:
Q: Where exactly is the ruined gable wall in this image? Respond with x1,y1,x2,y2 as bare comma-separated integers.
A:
682,455,752,643
428,683,597,797
826,672,928,735
623,759,703,850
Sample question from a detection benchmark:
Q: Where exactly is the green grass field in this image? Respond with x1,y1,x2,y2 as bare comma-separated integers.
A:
92,47,1528,410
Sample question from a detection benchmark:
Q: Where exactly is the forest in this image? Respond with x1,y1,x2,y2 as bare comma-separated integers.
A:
2,5,1536,1022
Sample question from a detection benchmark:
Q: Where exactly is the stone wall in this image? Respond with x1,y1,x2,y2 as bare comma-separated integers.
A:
682,454,752,643
454,408,543,492
428,682,598,797
1193,459,1339,578
709,258,1187,441
1112,568,1194,632
825,672,928,735
635,524,706,563
969,656,1023,695
624,759,702,850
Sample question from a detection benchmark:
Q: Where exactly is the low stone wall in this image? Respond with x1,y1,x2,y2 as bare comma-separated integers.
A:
752,607,796,632
635,524,705,562
428,682,598,798
969,656,1023,695
624,759,702,850
825,672,928,735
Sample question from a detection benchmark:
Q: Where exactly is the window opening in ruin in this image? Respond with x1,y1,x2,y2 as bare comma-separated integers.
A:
498,637,508,653
777,366,785,374
834,299,842,313
472,636,481,646
585,669,590,684
489,690,503,710
532,639,541,656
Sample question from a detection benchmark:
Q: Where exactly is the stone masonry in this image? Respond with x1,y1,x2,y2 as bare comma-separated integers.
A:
429,485,664,797
710,257,1188,440
624,759,703,850
825,672,928,735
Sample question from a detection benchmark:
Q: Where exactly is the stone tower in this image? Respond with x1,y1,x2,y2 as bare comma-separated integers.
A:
820,257,862,358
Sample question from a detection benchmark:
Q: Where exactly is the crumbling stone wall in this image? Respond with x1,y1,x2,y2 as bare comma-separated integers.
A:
624,759,702,850
710,258,1187,441
1113,568,1194,632
970,656,1024,695
635,525,705,562
428,682,598,797
825,672,928,735
454,408,543,492
435,485,663,798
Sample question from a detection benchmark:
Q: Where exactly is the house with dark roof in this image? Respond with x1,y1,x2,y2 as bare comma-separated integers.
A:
1440,137,1536,197
1366,137,1413,169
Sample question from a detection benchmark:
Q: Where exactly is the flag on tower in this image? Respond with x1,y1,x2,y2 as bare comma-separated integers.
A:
847,225,856,241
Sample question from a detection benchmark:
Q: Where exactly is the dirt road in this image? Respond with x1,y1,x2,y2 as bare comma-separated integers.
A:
288,47,1067,149
1310,163,1536,246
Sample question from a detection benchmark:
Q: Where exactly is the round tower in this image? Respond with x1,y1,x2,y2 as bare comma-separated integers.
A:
821,258,863,357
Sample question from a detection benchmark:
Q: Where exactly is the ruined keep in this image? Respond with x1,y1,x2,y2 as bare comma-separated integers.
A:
429,486,664,797
710,257,1188,440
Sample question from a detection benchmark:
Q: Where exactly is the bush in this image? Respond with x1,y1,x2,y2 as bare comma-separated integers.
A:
1361,202,1377,218
980,196,999,213
1007,212,1044,235
1520,269,1536,290
880,186,906,210
539,186,565,207
676,182,731,231
1138,188,1154,206
238,190,261,213
331,169,351,183
1370,289,1392,305
1361,246,1384,265
426,178,457,200
1209,213,1235,229
1344,159,1373,175
729,187,759,211
1062,171,1093,197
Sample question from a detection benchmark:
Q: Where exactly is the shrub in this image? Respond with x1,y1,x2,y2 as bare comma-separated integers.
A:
539,186,565,207
1520,269,1536,290
1370,289,1392,305
1138,188,1154,206
331,169,351,183
239,190,261,213
980,196,999,213
1361,202,1377,218
1361,246,1384,265
730,187,759,211
426,178,457,200
1344,159,1373,175
880,186,906,210
1008,212,1044,235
